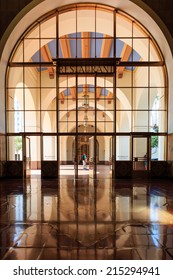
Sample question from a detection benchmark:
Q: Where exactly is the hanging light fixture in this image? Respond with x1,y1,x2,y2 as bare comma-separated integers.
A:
82,85,89,109
82,94,89,108
83,110,88,127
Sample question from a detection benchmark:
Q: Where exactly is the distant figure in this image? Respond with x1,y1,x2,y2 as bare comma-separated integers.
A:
82,153,87,170
144,153,147,170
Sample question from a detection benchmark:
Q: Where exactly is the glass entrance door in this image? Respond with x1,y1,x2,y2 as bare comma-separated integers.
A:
133,136,149,174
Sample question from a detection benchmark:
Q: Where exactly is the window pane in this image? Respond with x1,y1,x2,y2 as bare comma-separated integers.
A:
116,111,131,132
59,11,76,37
116,136,131,160
24,39,40,62
150,88,165,110
41,88,56,110
40,17,56,38
7,111,24,133
41,111,56,132
43,136,57,160
96,10,113,36
133,67,148,87
25,88,40,110
133,111,148,132
25,111,40,132
12,41,23,62
150,67,164,87
8,67,23,87
7,88,24,110
24,67,40,87
116,13,132,37
7,136,23,161
133,38,148,61
77,10,95,34
133,88,148,110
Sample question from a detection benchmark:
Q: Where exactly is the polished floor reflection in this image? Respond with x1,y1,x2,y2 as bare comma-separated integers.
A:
0,177,173,260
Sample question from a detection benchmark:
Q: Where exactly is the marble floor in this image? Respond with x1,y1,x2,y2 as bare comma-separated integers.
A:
0,176,173,260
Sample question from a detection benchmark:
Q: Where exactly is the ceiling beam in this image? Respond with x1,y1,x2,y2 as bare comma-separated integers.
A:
107,91,113,104
118,44,132,78
59,35,71,58
100,35,113,58
70,87,76,101
82,32,90,58
96,87,102,99
40,45,55,78
60,92,64,104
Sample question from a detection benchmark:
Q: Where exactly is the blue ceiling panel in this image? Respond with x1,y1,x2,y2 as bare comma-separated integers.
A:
48,39,56,58
101,88,108,96
109,41,114,58
116,39,124,57
90,38,95,58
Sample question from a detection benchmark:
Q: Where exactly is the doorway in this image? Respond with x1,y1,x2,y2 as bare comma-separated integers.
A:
132,136,149,178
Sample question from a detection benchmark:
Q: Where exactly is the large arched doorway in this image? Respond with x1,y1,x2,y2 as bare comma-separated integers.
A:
5,3,167,179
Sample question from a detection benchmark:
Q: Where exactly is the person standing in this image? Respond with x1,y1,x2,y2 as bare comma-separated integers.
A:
82,153,87,169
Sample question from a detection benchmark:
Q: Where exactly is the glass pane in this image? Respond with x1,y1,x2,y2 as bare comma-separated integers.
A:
150,67,164,87
133,22,147,37
12,41,23,62
40,66,56,87
116,67,132,87
133,88,148,110
133,67,148,87
96,10,113,36
77,10,95,34
28,136,41,172
7,136,23,161
59,11,76,37
41,88,56,110
151,136,165,160
24,39,40,62
150,88,165,110
25,88,40,110
116,88,132,110
7,88,24,110
70,37,77,58
133,111,148,132
8,67,23,87
7,111,24,133
43,136,57,160
133,137,147,170
116,111,131,132
116,136,130,160
40,16,56,38
26,24,39,38
116,13,132,37
42,111,56,132
133,38,148,61
25,111,40,132
81,36,90,58
150,41,162,61
24,67,40,87
149,111,166,133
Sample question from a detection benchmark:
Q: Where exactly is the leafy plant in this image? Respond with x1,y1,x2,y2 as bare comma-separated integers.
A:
15,136,22,153
151,135,158,148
